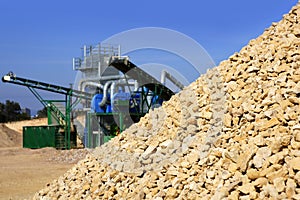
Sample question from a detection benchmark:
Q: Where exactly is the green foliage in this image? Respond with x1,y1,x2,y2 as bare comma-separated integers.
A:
0,102,5,122
0,100,31,123
37,107,47,118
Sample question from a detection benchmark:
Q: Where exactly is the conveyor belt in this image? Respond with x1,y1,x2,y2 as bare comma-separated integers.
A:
2,71,94,150
109,57,175,101
2,72,93,99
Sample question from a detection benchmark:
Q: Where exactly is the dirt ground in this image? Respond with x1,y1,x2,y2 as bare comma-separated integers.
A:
0,119,88,200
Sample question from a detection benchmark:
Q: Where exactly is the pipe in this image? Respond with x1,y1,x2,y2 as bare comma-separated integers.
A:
109,81,135,104
99,81,113,107
160,70,166,85
109,80,136,104
134,80,139,91
81,81,103,91
110,82,116,101
83,45,87,57
78,75,125,92
160,70,185,90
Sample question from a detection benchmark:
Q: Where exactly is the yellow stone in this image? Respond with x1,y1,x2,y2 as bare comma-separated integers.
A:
200,110,212,120
224,113,232,127
289,157,300,170
273,177,285,192
253,177,268,187
247,168,260,180
291,74,300,82
266,167,288,182
82,184,90,191
181,161,191,169
166,187,178,198
237,146,257,172
228,163,238,173
258,117,280,131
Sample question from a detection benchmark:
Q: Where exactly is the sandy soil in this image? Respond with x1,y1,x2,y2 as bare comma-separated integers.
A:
0,119,87,200
0,147,74,200
5,118,47,134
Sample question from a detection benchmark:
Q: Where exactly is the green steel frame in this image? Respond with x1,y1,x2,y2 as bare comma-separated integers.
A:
86,111,146,148
2,72,93,149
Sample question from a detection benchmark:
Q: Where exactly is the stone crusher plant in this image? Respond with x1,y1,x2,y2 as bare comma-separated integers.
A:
35,3,300,200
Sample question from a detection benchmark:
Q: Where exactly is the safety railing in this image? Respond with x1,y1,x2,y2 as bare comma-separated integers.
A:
73,43,120,71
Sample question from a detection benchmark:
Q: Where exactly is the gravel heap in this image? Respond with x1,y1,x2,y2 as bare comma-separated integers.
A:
46,148,92,164
35,3,300,199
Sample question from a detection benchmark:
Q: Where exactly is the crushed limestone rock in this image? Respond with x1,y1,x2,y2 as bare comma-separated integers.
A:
35,2,300,199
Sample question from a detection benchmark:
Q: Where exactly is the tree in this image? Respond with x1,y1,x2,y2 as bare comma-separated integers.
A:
0,102,5,122
4,100,21,122
0,100,30,122
37,107,47,118
18,112,31,121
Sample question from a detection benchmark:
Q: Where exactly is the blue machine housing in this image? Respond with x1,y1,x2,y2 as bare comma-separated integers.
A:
92,92,141,114
91,94,106,113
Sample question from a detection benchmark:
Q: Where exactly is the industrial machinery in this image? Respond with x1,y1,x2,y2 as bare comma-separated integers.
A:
2,43,184,149
73,43,185,148
2,72,93,149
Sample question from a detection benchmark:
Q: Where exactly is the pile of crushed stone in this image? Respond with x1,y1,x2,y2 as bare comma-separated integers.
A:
35,3,300,199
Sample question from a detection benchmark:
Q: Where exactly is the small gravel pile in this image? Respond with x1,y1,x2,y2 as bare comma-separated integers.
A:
35,2,300,199
47,148,92,164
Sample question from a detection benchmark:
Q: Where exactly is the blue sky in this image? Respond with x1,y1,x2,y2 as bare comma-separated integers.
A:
0,0,297,114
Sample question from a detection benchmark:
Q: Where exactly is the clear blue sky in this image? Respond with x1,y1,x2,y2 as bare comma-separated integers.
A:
0,0,297,114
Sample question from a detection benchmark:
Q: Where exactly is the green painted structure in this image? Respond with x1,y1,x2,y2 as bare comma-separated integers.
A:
2,72,92,149
23,125,77,149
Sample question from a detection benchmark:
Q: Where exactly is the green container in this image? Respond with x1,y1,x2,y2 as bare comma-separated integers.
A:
23,125,77,149
23,125,59,148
